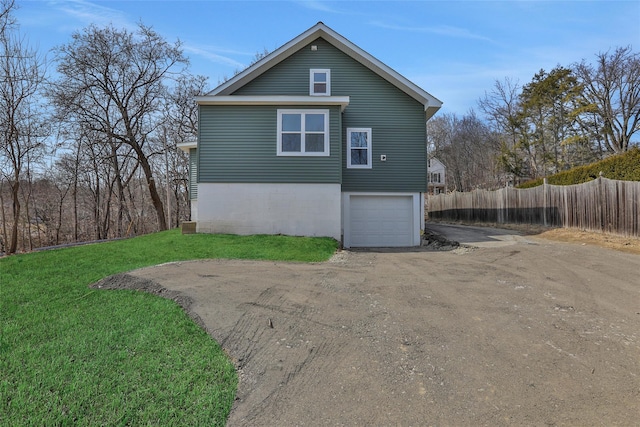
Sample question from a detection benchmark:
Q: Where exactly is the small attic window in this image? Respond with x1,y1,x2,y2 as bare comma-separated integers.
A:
310,69,330,96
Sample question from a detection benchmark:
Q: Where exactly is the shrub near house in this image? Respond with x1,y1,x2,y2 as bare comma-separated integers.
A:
519,148,640,188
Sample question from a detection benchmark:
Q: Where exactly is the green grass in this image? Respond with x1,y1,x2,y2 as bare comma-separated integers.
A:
0,230,338,425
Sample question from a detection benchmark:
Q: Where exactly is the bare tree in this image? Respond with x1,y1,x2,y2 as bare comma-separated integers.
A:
428,111,501,191
479,70,602,181
162,74,208,224
53,148,81,241
478,78,529,180
574,46,640,154
166,74,208,141
0,0,47,254
49,23,188,232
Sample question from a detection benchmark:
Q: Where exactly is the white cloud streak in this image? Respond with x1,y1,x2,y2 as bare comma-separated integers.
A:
183,44,246,69
294,0,341,14
49,0,135,31
371,20,493,42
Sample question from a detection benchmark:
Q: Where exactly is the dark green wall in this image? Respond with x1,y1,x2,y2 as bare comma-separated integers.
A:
198,104,342,183
201,37,427,192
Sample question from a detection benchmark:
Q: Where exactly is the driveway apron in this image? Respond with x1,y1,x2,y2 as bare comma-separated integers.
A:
121,233,640,426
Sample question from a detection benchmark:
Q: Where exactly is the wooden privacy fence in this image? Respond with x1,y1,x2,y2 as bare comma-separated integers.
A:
426,177,640,238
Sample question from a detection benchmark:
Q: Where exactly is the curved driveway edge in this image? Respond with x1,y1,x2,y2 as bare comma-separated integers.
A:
106,232,639,426
425,223,536,248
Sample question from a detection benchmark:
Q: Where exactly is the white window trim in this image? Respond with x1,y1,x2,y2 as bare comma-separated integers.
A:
277,109,330,156
310,69,331,96
347,127,372,169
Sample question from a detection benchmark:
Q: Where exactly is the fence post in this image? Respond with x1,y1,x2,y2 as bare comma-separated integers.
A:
543,178,548,227
503,184,507,224
598,171,604,232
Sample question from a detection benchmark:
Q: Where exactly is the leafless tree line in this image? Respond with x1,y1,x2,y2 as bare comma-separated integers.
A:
2,0,638,252
0,1,207,254
429,47,639,192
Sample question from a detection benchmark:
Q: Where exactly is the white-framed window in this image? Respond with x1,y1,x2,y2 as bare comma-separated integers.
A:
347,128,372,168
310,69,331,96
277,109,330,156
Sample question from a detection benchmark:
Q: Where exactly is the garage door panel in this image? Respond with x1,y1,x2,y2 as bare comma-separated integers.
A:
348,195,414,247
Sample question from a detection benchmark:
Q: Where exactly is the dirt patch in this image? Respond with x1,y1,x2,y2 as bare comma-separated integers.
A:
95,236,640,426
537,228,640,255
422,229,462,251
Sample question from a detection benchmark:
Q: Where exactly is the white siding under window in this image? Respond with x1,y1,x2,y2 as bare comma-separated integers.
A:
196,183,341,240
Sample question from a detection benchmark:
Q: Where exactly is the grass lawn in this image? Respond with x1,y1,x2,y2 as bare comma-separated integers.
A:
0,230,338,425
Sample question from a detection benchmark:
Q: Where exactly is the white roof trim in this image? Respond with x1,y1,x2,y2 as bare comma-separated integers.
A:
208,22,442,120
177,141,197,152
196,95,350,112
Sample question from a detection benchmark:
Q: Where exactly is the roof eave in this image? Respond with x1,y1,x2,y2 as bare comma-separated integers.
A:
425,104,441,121
177,141,197,152
196,95,351,112
209,22,442,111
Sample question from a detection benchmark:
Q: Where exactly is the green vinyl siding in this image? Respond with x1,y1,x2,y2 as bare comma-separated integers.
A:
198,104,342,183
232,39,333,96
189,148,198,199
232,37,427,192
341,80,426,193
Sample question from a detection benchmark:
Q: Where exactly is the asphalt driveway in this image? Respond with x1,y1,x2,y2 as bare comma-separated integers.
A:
425,223,535,248
98,225,640,426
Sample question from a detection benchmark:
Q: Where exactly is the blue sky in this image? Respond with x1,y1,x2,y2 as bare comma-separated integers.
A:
15,0,640,115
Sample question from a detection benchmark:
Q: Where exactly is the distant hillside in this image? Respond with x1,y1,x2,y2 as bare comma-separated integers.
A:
518,148,640,188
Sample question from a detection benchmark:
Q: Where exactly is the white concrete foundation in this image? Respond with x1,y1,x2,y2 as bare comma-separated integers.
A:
190,199,198,222
196,183,342,240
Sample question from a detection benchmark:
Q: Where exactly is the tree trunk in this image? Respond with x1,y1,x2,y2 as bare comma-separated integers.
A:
0,183,8,253
72,171,78,241
110,143,125,237
23,176,35,250
137,151,167,231
8,179,19,254
91,154,102,240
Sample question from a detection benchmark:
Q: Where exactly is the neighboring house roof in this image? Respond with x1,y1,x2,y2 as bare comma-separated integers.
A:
428,157,446,169
198,22,442,120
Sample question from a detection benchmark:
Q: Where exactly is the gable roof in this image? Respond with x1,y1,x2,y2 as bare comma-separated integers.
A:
207,22,442,120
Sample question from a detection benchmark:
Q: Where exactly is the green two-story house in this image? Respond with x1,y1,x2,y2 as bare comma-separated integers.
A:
180,22,442,248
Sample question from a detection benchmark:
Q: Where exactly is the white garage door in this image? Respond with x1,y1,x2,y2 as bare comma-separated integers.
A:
348,195,414,247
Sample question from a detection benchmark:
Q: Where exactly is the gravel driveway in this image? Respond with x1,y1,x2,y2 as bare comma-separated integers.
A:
97,226,640,426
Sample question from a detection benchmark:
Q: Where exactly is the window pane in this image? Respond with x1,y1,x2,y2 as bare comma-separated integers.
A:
282,133,301,152
351,148,368,165
314,72,327,83
313,83,327,94
305,114,325,132
306,134,325,152
282,114,301,132
350,131,368,148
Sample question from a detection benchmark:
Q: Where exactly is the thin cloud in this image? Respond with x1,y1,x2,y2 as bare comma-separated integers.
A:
295,0,341,13
371,20,492,42
50,0,135,30
183,44,246,69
